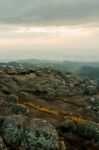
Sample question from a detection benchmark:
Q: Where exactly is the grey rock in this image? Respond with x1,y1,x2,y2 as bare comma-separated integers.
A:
90,96,99,106
11,104,30,115
2,115,60,150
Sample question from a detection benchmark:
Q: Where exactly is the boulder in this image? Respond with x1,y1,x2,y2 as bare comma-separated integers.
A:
11,104,29,115
2,115,61,150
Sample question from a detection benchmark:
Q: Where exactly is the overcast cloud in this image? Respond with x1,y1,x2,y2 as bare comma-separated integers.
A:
0,0,99,61
0,0,99,26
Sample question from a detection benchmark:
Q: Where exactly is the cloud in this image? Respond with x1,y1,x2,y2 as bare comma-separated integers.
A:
1,25,98,42
13,26,92,38
0,0,99,26
0,25,99,50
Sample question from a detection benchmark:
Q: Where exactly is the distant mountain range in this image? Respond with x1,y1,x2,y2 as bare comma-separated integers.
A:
73,66,99,79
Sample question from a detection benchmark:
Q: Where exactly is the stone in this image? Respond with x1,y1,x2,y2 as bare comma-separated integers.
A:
2,115,61,150
11,104,29,115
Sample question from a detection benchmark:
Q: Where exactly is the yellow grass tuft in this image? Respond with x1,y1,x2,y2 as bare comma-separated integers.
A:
69,116,84,123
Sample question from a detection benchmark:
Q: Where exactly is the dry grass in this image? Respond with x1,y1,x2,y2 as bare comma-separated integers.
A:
24,101,60,117
64,115,84,123
24,101,86,123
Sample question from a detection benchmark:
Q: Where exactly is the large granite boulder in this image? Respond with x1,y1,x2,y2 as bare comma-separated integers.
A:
2,115,61,150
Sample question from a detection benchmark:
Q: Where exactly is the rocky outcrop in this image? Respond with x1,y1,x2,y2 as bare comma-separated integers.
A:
0,64,99,150
0,65,97,99
58,120,99,150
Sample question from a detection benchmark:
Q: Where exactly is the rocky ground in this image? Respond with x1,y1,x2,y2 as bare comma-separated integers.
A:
0,64,99,150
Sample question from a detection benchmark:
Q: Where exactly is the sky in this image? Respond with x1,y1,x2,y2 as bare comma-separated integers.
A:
0,0,99,62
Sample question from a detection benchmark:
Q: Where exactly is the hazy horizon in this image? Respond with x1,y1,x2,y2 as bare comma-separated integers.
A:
0,0,99,61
